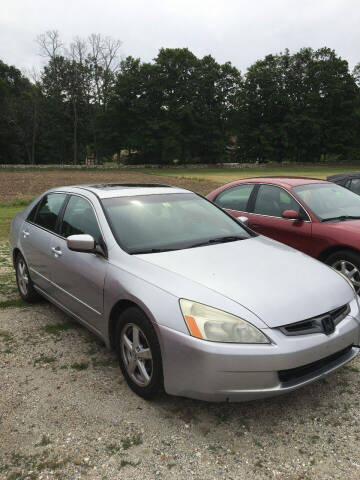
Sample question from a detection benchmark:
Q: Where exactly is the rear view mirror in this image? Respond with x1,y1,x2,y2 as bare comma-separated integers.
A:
282,209,300,220
67,234,95,253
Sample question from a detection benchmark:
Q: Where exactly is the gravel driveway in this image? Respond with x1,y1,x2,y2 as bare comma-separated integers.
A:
1,241,360,480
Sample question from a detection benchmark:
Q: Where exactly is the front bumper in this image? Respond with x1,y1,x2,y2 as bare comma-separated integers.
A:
158,314,360,402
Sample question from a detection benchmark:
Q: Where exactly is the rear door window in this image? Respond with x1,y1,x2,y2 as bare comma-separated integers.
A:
214,184,254,212
349,179,360,195
33,193,67,233
27,201,40,223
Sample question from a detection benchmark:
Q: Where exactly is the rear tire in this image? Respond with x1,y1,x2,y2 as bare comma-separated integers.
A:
115,306,163,399
15,253,41,302
324,250,360,294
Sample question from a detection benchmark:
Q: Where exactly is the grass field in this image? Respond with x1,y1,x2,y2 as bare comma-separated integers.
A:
0,164,359,241
140,164,360,184
0,199,34,241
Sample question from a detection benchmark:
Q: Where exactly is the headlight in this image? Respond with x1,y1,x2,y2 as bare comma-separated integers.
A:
179,299,270,344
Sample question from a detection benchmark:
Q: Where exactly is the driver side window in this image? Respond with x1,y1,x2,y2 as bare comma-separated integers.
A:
254,185,302,218
60,196,102,244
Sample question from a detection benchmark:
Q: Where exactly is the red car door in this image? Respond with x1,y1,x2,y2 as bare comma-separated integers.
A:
246,184,313,255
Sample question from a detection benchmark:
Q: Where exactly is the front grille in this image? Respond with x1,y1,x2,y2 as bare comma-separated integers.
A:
279,304,349,336
279,345,353,386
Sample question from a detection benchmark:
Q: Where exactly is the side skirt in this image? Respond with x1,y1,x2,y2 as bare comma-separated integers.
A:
34,284,108,347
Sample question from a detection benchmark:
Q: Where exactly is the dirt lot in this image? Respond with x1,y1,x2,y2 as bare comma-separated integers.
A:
1,164,360,202
1,169,360,479
0,169,217,203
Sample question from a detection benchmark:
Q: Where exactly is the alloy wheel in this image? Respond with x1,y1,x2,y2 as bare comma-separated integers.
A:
17,258,29,296
332,259,360,293
120,323,153,387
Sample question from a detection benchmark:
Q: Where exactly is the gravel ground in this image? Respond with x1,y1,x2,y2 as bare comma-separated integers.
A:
1,240,360,480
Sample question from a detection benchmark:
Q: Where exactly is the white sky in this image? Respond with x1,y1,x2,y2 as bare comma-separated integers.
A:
0,0,359,74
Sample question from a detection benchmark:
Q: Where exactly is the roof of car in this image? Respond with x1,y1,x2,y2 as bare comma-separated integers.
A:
229,176,329,187
69,183,191,199
327,172,360,181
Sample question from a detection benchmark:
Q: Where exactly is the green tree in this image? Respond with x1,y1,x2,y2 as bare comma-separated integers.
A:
37,31,122,164
235,47,359,162
0,59,40,164
108,48,242,164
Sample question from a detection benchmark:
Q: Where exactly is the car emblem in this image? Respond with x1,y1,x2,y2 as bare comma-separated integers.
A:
322,315,335,335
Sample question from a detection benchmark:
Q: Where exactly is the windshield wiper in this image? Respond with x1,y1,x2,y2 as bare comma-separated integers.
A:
321,215,360,222
187,235,245,249
131,247,177,254
131,236,245,254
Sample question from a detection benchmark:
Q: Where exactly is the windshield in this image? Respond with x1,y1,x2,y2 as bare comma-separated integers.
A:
293,183,360,221
102,193,252,253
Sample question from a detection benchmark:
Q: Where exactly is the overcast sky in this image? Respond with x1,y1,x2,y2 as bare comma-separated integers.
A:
1,0,359,74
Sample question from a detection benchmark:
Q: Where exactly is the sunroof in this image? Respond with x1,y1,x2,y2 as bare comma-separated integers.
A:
88,183,172,190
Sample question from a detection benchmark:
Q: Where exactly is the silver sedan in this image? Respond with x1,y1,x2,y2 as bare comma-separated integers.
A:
10,184,360,401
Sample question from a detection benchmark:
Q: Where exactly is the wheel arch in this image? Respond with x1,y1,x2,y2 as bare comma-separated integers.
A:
318,245,360,262
12,247,22,266
108,299,156,350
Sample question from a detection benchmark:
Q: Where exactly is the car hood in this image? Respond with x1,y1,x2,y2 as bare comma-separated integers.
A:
137,235,354,328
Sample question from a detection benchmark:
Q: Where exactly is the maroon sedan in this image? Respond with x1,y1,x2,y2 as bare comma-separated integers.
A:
207,177,360,293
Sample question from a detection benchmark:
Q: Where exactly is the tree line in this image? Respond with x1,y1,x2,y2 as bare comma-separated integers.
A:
1,30,360,165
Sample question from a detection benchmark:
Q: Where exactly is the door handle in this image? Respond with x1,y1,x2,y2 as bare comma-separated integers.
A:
51,246,63,257
22,230,30,238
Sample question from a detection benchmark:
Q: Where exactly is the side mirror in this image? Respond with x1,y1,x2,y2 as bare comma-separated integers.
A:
282,209,300,220
237,216,249,226
67,234,95,253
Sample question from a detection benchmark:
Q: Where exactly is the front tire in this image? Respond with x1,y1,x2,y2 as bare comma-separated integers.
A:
115,307,163,399
325,250,360,294
15,253,40,302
